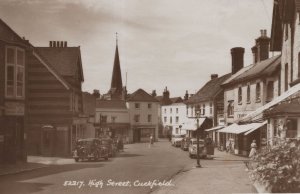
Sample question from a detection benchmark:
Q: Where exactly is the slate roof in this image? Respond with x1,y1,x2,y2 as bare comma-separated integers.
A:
96,100,127,109
127,89,159,102
36,47,84,81
224,55,281,85
187,73,232,104
82,92,96,116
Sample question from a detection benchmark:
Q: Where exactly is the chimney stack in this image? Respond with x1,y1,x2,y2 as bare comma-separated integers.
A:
231,47,245,74
184,90,189,101
253,29,270,63
93,89,100,98
151,90,157,97
163,87,170,99
211,74,218,80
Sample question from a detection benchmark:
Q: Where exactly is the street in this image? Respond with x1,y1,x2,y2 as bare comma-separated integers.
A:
0,139,254,194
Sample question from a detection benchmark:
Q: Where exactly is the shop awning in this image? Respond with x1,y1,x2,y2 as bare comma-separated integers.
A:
181,118,206,131
218,122,265,134
239,83,300,123
205,125,224,132
244,121,267,136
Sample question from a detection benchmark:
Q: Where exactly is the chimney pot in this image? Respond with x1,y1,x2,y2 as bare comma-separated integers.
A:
56,41,60,47
211,74,218,80
49,41,52,47
60,41,64,47
53,41,56,47
260,29,264,37
255,30,270,62
64,41,67,47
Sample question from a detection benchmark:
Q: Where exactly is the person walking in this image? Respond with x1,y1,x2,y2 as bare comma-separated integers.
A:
149,134,154,147
249,140,257,158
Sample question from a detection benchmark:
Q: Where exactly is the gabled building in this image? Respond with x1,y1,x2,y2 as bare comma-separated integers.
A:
26,41,85,157
219,30,281,155
186,73,230,143
0,19,29,163
127,89,159,142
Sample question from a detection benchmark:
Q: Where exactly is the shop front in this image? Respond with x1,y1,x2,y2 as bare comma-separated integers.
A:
132,125,156,143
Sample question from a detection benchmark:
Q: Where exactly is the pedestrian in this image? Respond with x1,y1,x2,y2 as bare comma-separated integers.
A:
249,140,257,158
149,134,154,147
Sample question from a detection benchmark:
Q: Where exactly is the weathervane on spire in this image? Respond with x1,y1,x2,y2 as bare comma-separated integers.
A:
116,32,118,45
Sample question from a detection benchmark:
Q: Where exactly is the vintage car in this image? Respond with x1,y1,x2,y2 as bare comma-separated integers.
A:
171,135,184,147
188,138,207,158
181,137,190,151
100,138,117,157
73,138,109,162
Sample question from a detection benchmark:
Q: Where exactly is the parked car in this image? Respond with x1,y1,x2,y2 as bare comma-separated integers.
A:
181,137,190,151
73,138,109,162
171,135,184,147
188,138,207,158
100,138,117,157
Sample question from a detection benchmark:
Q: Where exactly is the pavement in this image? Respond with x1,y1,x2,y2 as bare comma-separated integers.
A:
152,149,257,194
0,139,256,194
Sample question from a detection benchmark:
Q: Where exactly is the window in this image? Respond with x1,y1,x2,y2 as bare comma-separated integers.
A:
227,101,234,117
164,117,167,123
164,108,166,114
186,106,189,115
100,115,107,124
176,128,178,134
286,119,297,138
176,108,178,114
209,103,213,114
5,47,25,98
238,87,242,104
256,83,261,102
273,119,278,137
135,103,140,109
170,108,172,114
176,116,179,123
285,24,288,41
266,81,274,102
191,106,194,117
285,63,289,91
148,114,152,122
170,117,172,124
74,94,79,111
111,116,116,123
247,85,250,103
148,103,152,109
203,104,205,115
134,115,140,123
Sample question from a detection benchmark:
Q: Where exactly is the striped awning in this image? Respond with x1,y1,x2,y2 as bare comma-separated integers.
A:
218,122,266,134
181,118,206,131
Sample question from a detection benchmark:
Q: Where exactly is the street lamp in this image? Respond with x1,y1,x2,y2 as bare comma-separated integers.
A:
195,110,201,168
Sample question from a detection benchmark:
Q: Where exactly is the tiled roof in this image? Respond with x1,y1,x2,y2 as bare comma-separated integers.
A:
36,47,84,81
127,89,159,102
225,55,281,85
82,92,96,116
96,100,127,109
170,97,183,103
187,73,232,104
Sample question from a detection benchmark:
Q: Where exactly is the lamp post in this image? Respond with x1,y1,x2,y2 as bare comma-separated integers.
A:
196,110,201,168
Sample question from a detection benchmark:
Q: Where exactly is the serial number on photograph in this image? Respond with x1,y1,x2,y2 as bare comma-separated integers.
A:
63,179,174,189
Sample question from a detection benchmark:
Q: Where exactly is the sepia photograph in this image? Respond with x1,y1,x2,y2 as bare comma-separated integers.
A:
0,0,300,193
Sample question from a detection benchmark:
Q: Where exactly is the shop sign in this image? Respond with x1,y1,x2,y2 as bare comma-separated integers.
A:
5,102,25,116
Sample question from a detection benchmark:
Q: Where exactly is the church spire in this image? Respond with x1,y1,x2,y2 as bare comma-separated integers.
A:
109,33,123,99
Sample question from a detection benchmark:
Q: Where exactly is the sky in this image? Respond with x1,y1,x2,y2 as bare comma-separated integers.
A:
0,0,274,97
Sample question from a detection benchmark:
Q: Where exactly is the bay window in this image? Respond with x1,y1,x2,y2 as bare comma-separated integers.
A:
5,47,25,98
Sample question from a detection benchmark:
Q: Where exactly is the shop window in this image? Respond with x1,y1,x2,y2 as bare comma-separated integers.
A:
238,87,242,104
266,81,274,102
286,119,297,139
5,47,25,98
246,85,250,103
256,83,261,102
111,116,116,123
227,101,234,117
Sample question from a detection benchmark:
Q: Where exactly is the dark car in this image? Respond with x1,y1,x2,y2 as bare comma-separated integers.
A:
181,137,190,151
73,138,109,162
100,138,117,157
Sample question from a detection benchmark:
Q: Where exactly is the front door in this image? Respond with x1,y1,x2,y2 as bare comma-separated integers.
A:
41,126,56,156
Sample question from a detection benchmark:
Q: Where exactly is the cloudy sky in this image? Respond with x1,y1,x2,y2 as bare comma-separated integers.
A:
0,0,274,97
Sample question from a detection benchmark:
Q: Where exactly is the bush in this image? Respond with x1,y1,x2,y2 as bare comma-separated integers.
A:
249,139,300,193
